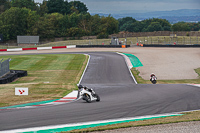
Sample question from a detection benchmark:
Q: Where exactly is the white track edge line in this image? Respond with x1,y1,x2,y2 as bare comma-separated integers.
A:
117,52,138,84
0,113,182,133
78,54,90,85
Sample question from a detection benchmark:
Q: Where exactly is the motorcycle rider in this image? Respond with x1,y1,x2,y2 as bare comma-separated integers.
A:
78,84,84,89
150,73,157,81
84,86,95,95
78,84,94,95
77,84,100,102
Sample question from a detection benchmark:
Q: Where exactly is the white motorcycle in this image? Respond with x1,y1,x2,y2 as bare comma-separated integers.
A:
78,84,100,103
150,76,157,84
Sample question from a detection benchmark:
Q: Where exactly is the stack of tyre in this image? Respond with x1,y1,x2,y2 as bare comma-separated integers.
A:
0,70,27,84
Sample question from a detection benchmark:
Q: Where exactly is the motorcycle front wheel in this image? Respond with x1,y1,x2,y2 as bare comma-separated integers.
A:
95,94,100,102
152,80,157,84
85,94,91,103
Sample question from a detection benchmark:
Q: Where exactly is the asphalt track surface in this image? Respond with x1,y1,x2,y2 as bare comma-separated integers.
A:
1,52,200,131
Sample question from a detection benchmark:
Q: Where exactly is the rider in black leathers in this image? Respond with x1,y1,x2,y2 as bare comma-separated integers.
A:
78,84,94,94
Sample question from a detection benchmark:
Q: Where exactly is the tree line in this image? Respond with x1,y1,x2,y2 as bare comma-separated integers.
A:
0,0,199,41
0,0,118,41
118,17,200,32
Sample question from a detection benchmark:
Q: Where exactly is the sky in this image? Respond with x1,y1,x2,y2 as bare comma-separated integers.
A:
35,0,200,14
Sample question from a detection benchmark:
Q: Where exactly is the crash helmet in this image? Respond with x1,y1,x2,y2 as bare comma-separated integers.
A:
78,84,83,89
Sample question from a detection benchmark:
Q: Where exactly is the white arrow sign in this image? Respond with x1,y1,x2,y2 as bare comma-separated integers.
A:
15,88,28,95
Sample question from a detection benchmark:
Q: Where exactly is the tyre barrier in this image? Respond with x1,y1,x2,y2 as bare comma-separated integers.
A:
142,44,200,47
76,45,130,48
0,70,27,84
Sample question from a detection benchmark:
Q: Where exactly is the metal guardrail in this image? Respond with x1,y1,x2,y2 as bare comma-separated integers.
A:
0,58,10,77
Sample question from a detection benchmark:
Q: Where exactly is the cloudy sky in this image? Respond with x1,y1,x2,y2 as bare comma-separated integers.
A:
35,0,200,14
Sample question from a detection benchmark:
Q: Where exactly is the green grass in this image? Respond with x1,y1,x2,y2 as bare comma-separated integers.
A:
131,68,147,84
0,54,88,107
195,68,200,78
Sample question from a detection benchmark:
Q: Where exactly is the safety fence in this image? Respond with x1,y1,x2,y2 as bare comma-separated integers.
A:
0,36,200,49
134,36,200,45
0,58,10,77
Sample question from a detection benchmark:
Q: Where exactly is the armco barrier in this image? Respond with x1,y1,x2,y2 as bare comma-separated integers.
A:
0,70,27,84
0,73,18,84
142,44,200,47
0,45,130,52
12,70,27,77
0,45,76,52
76,45,130,48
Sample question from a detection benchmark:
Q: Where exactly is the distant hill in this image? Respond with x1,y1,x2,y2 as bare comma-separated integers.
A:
91,9,200,23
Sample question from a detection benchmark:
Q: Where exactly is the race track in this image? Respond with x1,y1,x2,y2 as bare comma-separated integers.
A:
1,52,200,131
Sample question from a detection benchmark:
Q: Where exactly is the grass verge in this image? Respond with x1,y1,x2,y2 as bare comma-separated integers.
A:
63,111,200,133
0,54,88,107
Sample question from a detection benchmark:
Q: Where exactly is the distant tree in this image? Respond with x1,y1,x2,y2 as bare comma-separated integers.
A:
188,23,200,31
100,15,118,35
118,17,171,32
146,22,163,32
131,21,145,32
172,22,190,31
46,0,70,15
142,18,171,32
11,0,37,11
0,1,120,40
37,0,48,16
68,12,80,27
32,13,59,38
163,26,171,31
0,0,11,14
26,9,40,35
66,27,84,37
78,13,91,35
120,21,134,32
88,14,101,35
0,7,38,40
56,14,70,37
155,18,171,28
118,17,136,28
69,1,88,14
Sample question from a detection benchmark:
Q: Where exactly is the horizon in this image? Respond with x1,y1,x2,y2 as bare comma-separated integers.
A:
34,0,200,14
